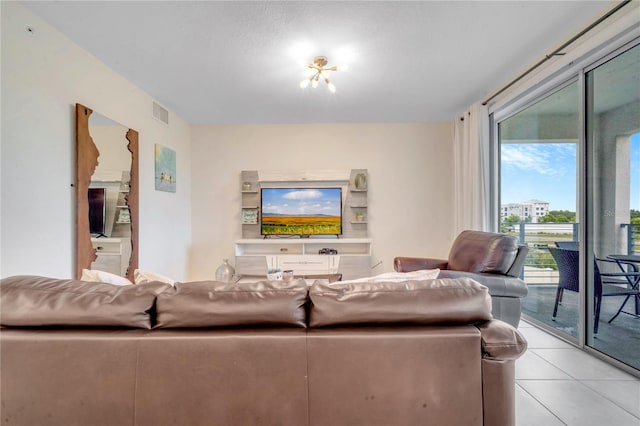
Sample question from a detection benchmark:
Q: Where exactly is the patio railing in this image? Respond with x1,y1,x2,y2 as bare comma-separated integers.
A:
504,222,638,285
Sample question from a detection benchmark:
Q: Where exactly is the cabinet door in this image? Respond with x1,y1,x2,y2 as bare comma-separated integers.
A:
338,256,371,280
93,253,121,275
235,256,268,275
278,255,331,274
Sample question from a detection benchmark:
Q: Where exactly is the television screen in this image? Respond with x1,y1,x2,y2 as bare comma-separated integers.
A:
88,188,106,236
261,188,342,236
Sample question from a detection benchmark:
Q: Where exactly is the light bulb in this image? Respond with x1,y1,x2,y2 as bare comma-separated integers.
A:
311,78,319,89
299,79,310,89
327,82,336,93
337,64,349,72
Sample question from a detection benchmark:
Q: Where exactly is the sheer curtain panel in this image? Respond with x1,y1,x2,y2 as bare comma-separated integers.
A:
453,102,490,234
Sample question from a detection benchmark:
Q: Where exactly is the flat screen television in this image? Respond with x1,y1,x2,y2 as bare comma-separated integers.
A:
88,187,106,237
261,187,342,237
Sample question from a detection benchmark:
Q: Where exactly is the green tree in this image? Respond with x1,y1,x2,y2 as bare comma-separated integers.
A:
631,209,640,220
503,214,521,225
539,210,576,223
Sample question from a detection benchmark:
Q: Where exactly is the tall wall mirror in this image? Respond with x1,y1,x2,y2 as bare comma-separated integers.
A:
76,103,138,281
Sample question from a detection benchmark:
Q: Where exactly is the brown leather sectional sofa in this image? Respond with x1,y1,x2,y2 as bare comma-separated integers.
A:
1,275,527,426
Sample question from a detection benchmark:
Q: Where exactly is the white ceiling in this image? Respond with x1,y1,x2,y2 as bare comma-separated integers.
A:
21,1,617,125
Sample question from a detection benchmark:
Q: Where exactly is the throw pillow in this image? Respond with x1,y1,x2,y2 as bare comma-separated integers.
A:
81,269,133,286
134,269,176,286
334,269,440,285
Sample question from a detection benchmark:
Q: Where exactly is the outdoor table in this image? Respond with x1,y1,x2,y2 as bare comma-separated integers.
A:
607,254,640,315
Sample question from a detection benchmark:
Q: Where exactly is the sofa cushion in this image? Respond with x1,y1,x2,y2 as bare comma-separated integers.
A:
0,275,170,329
155,279,308,328
438,270,528,298
447,230,519,274
309,277,492,327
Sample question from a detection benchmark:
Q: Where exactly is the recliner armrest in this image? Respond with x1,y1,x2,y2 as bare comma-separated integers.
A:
476,319,527,361
394,257,448,272
505,245,529,277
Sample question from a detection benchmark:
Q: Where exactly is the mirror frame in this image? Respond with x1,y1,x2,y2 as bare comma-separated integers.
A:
75,103,139,281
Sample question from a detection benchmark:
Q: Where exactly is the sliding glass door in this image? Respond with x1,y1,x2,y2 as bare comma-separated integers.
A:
585,43,640,370
496,40,639,373
498,81,581,338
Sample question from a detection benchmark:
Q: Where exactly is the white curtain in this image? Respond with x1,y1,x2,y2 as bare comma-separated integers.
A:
452,102,490,234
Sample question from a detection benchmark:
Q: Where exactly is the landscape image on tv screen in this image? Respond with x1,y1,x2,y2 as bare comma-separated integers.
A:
261,188,342,236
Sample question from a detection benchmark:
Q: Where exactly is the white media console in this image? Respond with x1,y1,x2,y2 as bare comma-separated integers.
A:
234,238,372,280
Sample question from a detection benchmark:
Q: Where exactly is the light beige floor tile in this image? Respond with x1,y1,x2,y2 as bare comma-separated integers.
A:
519,380,640,426
582,380,640,418
518,320,535,328
516,351,573,380
518,326,574,349
533,348,638,380
516,384,565,425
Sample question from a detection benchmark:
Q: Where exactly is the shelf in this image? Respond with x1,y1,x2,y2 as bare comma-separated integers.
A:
241,169,367,239
235,238,371,280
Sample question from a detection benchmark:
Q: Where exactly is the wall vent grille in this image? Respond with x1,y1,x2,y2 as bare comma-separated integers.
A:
153,101,169,125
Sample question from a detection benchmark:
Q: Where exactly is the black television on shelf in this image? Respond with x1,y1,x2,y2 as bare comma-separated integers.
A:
261,187,342,237
88,188,106,237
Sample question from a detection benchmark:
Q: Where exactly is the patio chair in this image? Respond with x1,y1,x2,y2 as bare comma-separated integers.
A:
548,246,639,334
555,240,579,250
554,241,640,317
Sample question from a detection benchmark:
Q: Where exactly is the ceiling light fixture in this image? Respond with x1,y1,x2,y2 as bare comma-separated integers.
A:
299,56,347,93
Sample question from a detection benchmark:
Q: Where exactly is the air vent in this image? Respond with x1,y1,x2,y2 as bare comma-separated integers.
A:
152,101,169,125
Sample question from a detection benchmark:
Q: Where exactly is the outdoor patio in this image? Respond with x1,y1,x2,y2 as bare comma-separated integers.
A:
522,283,640,371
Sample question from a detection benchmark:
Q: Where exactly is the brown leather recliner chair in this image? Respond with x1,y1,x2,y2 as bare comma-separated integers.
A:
395,230,529,327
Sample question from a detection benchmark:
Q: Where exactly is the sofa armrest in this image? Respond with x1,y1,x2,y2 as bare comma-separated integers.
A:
476,319,527,361
505,245,529,277
393,257,448,272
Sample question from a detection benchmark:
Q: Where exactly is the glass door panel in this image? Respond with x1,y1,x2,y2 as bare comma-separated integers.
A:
586,43,640,370
499,81,580,338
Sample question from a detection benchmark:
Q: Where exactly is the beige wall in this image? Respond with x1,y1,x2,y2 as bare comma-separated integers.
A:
189,123,455,280
1,2,192,280
2,2,456,282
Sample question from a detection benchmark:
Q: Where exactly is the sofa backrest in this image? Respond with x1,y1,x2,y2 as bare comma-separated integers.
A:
0,275,171,329
308,276,492,327
448,230,519,275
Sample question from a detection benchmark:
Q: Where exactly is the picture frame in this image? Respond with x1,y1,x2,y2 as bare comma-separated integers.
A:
155,144,177,193
241,208,259,224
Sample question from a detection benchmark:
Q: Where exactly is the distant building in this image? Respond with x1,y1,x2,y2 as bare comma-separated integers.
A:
501,199,549,223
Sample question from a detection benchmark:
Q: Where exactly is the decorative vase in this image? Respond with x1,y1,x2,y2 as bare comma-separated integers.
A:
355,173,367,190
215,258,235,282
242,182,252,191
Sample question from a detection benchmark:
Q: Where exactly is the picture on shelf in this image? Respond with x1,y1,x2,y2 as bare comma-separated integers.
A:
241,208,258,224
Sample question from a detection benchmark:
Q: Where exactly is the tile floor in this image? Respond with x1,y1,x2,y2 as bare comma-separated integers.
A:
516,321,640,426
